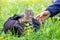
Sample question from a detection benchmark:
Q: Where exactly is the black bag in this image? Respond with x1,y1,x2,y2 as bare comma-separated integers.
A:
4,14,40,37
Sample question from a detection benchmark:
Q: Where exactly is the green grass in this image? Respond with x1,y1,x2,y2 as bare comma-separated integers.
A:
0,0,60,40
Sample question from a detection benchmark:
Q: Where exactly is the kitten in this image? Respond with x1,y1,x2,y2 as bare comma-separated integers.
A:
19,9,34,24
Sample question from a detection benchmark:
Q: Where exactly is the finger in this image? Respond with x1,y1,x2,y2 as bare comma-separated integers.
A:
35,14,40,18
35,15,40,20
39,13,44,17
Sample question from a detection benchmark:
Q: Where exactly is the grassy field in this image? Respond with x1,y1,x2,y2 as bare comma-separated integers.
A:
0,0,60,40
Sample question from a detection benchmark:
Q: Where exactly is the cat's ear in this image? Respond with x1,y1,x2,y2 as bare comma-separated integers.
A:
24,9,28,14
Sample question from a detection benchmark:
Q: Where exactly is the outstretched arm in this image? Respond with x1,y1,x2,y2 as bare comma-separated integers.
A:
36,0,60,22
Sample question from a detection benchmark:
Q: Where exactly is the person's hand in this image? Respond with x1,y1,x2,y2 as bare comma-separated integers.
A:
35,11,51,22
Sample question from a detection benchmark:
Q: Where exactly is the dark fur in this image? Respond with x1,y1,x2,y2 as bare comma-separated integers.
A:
4,14,25,37
4,14,40,37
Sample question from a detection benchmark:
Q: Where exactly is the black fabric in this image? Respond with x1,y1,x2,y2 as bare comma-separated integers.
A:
32,18,40,31
46,0,60,17
4,14,40,37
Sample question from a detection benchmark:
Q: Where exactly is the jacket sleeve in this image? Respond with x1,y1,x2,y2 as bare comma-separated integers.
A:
46,0,60,17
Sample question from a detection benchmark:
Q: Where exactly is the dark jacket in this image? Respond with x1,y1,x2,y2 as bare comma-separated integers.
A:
46,0,60,17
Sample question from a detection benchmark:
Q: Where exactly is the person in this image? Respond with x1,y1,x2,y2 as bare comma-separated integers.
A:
36,0,60,22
